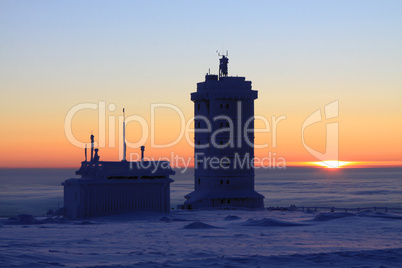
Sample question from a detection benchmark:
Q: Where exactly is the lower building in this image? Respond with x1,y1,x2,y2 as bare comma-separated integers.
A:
62,147,174,219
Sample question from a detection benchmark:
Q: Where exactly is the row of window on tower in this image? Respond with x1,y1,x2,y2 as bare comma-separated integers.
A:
197,103,230,110
196,139,231,146
197,178,230,185
195,121,231,128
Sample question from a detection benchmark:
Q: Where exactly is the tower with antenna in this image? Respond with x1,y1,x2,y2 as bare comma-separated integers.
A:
182,54,264,209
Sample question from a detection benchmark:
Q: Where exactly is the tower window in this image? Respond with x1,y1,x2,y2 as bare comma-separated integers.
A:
221,200,224,204
226,104,229,109
198,103,200,110
220,104,223,109
226,122,229,127
198,140,200,145
220,180,223,185
226,180,229,184
198,178,200,184
197,121,200,128
228,199,230,204
220,122,223,127
220,141,223,145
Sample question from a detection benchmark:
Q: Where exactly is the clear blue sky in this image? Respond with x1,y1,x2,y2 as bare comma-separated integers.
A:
1,0,401,167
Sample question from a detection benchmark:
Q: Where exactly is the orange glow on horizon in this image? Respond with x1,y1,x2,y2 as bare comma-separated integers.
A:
288,161,402,169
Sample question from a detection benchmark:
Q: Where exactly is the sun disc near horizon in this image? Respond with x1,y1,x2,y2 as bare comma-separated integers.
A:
311,160,353,169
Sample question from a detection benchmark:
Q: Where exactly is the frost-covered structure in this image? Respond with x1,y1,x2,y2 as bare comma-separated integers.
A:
183,55,264,209
62,135,174,219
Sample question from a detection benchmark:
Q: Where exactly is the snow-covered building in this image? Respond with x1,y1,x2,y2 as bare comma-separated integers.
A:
183,55,264,209
62,135,174,219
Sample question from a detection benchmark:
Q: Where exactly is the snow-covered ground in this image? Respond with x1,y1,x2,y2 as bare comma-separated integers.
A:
1,168,402,266
1,209,402,267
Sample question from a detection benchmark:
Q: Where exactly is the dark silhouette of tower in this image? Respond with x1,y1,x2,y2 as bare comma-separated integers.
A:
183,55,264,209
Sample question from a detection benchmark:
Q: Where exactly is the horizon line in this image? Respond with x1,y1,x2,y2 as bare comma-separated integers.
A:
1,161,402,169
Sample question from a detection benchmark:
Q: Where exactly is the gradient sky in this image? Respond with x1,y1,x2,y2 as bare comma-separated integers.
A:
1,0,401,168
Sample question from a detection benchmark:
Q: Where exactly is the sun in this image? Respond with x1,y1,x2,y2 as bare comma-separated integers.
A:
310,160,353,169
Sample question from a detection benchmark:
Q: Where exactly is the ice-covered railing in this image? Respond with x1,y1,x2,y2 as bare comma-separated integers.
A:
267,206,402,213
177,205,402,213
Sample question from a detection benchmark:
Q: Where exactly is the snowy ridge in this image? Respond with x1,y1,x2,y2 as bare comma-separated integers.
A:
127,248,402,267
1,209,402,267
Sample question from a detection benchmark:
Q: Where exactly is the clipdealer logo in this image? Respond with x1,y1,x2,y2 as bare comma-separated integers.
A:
63,101,286,156
64,100,338,169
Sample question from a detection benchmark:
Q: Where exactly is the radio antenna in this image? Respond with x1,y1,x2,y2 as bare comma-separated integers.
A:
122,108,127,161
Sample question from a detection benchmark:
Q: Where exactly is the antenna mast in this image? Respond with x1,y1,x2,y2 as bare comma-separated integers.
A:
122,108,127,161
85,144,87,162
90,134,94,162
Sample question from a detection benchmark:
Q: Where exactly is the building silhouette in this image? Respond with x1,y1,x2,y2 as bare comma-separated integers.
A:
183,55,264,209
63,135,174,219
